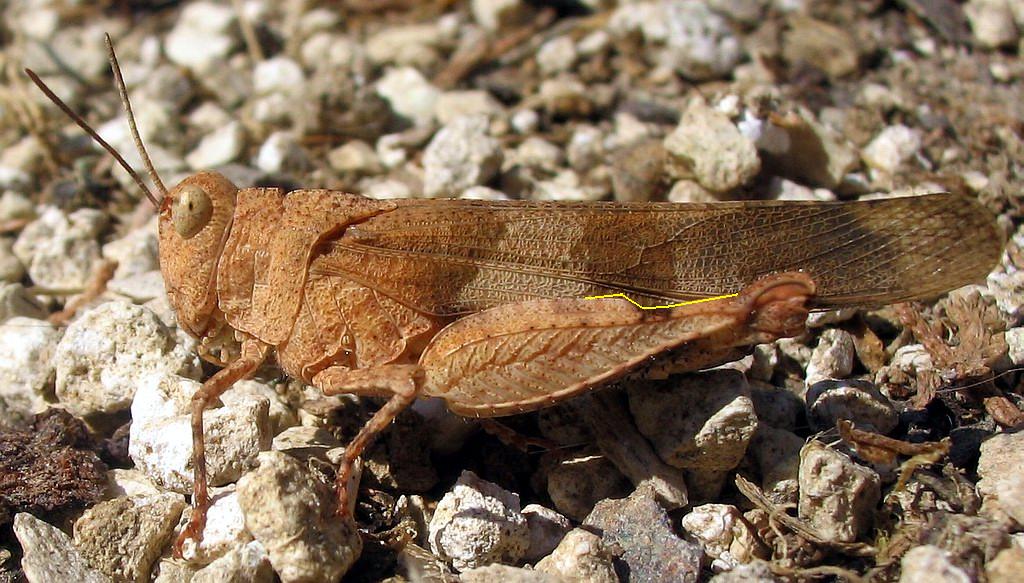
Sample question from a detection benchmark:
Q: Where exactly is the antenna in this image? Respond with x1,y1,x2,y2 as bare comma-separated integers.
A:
104,33,168,200
23,36,164,207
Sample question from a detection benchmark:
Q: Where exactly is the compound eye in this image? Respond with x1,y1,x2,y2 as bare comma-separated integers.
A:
171,185,213,239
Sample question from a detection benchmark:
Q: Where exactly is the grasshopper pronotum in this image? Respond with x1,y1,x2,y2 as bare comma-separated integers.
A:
26,35,1003,555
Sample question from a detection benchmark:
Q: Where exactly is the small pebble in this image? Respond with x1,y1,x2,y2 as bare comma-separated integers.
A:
422,116,503,198
428,470,529,571
680,504,768,571
805,379,898,434
191,541,274,583
861,125,923,174
164,2,237,72
977,432,1024,525
253,57,306,96
900,544,972,583
376,67,441,127
522,503,572,563
471,0,531,31
237,451,362,583
13,513,109,583
664,99,760,192
185,121,247,170
798,440,881,543
178,487,251,565
804,328,856,386
13,207,107,290
965,0,1020,49
256,131,309,175
536,37,577,75
535,528,617,583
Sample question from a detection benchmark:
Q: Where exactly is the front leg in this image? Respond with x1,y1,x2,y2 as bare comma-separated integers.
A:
312,365,423,517
174,337,268,557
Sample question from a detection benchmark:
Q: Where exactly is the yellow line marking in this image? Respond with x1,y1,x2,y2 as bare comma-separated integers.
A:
583,292,739,310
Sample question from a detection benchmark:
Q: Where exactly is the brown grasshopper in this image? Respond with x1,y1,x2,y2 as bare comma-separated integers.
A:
27,36,1003,555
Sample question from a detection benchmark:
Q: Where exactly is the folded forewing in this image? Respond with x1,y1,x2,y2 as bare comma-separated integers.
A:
308,193,1002,315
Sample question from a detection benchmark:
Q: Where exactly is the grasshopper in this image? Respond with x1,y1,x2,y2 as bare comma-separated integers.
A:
27,36,1003,555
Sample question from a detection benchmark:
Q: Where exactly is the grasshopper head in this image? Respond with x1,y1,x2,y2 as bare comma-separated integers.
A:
158,172,238,339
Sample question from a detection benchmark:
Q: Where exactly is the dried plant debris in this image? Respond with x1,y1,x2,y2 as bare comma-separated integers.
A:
0,409,107,524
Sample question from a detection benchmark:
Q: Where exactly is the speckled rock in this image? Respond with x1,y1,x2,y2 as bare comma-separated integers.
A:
609,0,742,81
13,206,107,290
222,379,297,435
798,440,880,543
899,544,971,583
680,504,768,571
627,370,758,471
544,450,631,521
977,432,1024,525
460,564,565,582
861,125,923,175
522,503,572,563
748,425,804,504
129,374,272,493
428,470,529,571
0,316,59,417
164,2,238,72
376,67,440,127
423,115,503,198
191,541,274,583
664,99,760,192
805,379,898,434
1006,327,1024,365
185,121,246,169
965,0,1020,49
13,513,110,583
237,451,362,583
584,489,702,582
178,487,252,565
709,561,781,582
535,528,617,583
805,328,855,386
73,494,186,582
54,302,200,417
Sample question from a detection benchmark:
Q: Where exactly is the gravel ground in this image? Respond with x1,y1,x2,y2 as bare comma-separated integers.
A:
1,0,1024,582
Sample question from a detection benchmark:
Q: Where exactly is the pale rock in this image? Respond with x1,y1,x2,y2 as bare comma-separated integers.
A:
376,67,440,127
164,2,238,72
567,125,604,171
435,90,505,125
537,36,577,75
522,504,572,563
300,33,358,71
13,206,107,290
665,99,760,192
513,137,564,171
609,0,742,80
782,15,860,78
805,379,898,434
428,470,530,571
423,116,503,198
806,308,858,328
538,78,593,118
237,451,362,583
0,190,34,221
364,178,414,199
73,494,187,582
899,545,971,583
680,504,767,571
804,328,855,386
129,374,272,493
0,167,31,192
256,131,309,174
862,125,922,174
709,0,765,24
987,546,1024,583
461,186,509,200
965,0,1020,49
0,283,44,321
186,121,247,169
755,109,858,188
1005,328,1024,365
511,109,541,134
152,559,199,583
54,302,200,417
748,425,804,504
533,177,600,202
977,432,1024,525
179,487,252,565
366,24,442,68
798,440,881,542
584,489,703,581
271,425,342,463
102,224,159,281
628,370,758,471
472,0,531,30
769,177,836,201
0,316,59,416
667,179,717,203
535,528,617,583
13,513,110,583
106,468,164,499
545,451,631,521
222,379,297,435
253,57,305,96
460,565,563,582
328,140,382,176
107,270,166,303
249,93,294,126
192,541,274,583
